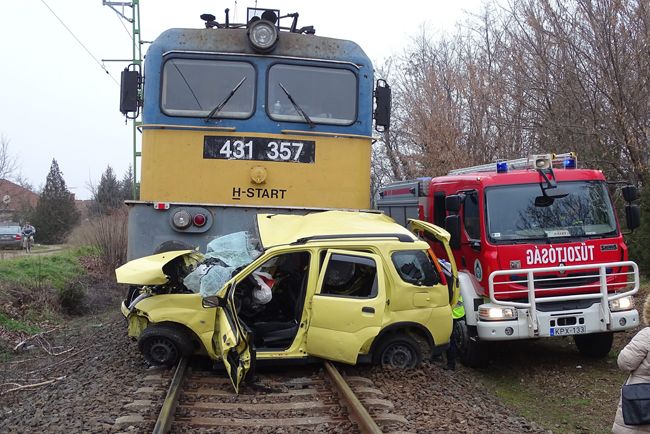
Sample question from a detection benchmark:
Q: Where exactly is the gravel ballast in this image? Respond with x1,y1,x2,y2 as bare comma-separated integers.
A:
0,310,549,433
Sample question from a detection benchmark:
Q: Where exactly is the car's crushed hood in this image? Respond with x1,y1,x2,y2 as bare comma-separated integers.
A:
115,250,202,285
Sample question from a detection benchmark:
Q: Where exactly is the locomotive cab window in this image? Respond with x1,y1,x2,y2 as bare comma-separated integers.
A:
267,64,357,126
161,58,256,118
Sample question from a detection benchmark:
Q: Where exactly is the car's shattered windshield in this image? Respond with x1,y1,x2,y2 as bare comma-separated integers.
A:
486,181,617,243
183,231,262,297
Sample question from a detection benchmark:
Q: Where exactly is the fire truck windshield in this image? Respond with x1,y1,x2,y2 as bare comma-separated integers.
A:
485,181,617,243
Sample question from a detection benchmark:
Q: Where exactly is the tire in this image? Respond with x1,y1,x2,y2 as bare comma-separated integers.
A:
153,240,195,255
138,324,194,367
573,332,613,358
456,319,488,368
372,333,422,369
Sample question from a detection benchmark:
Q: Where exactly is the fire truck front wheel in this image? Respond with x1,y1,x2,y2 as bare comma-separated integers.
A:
456,319,488,368
573,332,613,358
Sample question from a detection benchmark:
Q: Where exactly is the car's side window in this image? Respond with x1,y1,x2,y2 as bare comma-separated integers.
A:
392,250,440,286
320,253,378,298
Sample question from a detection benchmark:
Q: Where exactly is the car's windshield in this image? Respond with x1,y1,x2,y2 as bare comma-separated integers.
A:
267,64,357,126
486,181,617,242
0,226,20,235
161,58,255,118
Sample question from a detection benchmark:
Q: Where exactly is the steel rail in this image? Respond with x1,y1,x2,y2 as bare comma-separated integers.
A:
323,361,382,434
152,357,189,434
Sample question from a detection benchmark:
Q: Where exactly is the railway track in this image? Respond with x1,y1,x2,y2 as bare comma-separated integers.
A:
115,357,408,433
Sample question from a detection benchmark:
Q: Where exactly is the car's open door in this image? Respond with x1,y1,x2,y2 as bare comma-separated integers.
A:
205,283,252,393
407,219,459,305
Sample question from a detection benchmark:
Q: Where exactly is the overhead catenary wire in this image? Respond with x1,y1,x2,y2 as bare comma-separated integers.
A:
114,10,133,40
39,0,119,86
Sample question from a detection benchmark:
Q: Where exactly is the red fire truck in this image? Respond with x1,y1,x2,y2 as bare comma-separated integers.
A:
377,153,642,366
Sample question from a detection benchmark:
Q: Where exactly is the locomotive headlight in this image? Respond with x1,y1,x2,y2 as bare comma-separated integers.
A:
172,210,192,229
248,19,278,53
610,296,634,312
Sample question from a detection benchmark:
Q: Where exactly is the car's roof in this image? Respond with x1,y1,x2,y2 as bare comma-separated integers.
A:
257,211,418,249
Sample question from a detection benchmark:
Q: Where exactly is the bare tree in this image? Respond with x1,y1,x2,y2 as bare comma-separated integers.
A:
376,0,650,189
0,135,18,181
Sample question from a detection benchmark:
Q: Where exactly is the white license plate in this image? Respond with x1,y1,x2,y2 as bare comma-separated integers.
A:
550,325,586,336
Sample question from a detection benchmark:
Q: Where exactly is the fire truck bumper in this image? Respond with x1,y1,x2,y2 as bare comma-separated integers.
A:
476,304,640,341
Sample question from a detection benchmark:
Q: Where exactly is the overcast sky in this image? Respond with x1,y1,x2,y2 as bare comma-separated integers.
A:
1,0,484,199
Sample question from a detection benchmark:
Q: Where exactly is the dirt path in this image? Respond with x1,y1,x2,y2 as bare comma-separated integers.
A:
0,245,66,261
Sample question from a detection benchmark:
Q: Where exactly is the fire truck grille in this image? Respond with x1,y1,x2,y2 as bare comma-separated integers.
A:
509,272,600,289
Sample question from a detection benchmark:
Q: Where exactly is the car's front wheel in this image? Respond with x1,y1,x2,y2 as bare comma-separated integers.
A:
138,324,193,367
373,333,422,369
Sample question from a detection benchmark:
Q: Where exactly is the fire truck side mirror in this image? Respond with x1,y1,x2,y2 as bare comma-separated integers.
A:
445,195,462,214
374,79,391,131
445,215,461,249
622,185,639,202
625,204,640,231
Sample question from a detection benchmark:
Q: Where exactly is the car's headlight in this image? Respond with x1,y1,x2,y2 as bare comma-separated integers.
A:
610,296,634,312
478,306,518,321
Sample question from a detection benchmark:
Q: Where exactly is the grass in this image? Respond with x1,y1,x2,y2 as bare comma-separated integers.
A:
473,338,628,433
0,246,95,332
473,282,649,433
0,312,40,334
0,247,90,289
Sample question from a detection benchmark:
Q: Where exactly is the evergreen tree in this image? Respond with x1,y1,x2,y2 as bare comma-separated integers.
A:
119,165,135,201
31,159,80,244
91,166,122,215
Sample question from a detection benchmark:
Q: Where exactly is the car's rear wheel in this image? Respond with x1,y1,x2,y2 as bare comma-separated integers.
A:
138,324,194,367
373,333,422,369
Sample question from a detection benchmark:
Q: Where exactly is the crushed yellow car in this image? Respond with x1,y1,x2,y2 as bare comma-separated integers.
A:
117,211,458,392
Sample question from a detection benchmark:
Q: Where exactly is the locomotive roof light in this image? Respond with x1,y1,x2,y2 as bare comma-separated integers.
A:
247,9,279,53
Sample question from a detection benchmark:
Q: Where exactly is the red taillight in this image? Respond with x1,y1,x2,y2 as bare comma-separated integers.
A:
193,213,207,227
15,235,21,240
153,202,170,210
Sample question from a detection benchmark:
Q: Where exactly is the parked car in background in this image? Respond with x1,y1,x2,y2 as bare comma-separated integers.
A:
0,225,22,249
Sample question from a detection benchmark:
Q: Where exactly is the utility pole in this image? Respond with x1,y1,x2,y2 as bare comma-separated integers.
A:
102,0,142,199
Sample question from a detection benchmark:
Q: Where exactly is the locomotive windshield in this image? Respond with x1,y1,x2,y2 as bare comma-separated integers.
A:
485,181,617,243
161,58,256,118
267,64,357,125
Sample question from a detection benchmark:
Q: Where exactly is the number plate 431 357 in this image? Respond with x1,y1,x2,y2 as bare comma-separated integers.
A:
203,136,316,163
